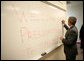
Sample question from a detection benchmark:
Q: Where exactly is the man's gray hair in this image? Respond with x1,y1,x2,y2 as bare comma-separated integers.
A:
68,16,77,25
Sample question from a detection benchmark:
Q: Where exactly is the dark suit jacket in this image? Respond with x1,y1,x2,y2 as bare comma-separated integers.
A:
79,25,83,40
79,25,84,48
62,24,78,55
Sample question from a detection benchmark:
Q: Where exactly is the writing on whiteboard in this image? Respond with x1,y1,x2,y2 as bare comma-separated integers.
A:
12,5,61,43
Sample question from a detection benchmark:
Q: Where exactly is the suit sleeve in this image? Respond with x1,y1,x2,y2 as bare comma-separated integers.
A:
62,30,77,46
64,24,69,30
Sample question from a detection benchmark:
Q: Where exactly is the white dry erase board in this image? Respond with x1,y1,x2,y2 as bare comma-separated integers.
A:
1,1,66,60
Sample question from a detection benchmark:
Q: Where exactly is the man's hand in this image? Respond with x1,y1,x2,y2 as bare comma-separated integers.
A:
60,36,63,40
62,20,65,24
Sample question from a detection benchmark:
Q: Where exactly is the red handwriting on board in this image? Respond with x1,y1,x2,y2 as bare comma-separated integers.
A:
11,4,63,56
12,5,22,22
12,5,57,23
20,26,60,43
12,5,28,23
12,5,62,43
26,47,34,55
20,27,31,42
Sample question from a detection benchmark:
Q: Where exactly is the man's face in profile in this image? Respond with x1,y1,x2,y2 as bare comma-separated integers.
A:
68,20,71,27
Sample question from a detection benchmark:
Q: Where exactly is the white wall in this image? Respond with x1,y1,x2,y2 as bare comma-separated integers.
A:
67,2,83,42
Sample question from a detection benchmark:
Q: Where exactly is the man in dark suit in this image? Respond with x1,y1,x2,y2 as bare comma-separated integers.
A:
60,16,78,60
79,25,84,49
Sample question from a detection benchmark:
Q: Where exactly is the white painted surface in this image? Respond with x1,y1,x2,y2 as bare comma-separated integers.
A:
1,1,66,60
